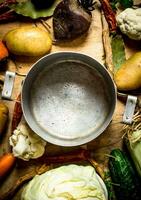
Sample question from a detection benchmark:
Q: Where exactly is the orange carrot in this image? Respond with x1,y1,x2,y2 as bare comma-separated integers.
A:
0,40,9,60
0,153,16,178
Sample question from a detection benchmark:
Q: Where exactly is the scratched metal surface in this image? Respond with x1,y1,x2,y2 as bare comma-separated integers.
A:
22,52,116,146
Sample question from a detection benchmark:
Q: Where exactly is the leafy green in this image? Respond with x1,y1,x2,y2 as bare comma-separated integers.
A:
109,0,119,10
9,0,60,19
21,165,107,200
110,0,133,10
111,33,126,72
119,0,133,8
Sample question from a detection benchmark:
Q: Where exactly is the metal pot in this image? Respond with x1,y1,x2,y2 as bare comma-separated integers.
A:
22,52,116,146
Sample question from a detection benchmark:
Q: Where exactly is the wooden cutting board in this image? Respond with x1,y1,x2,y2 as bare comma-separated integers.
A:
0,4,140,199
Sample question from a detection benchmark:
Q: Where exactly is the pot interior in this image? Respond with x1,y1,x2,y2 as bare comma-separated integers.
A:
22,52,116,146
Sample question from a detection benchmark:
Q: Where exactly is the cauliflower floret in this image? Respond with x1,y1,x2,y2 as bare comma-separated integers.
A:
9,119,46,161
116,8,141,40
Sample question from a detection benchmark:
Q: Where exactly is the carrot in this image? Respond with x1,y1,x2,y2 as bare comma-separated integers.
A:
0,153,16,178
0,40,9,60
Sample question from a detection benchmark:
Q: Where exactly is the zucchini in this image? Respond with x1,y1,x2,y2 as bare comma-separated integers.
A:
109,149,141,200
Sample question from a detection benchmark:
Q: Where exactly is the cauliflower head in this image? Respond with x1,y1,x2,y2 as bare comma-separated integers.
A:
116,8,141,40
9,120,46,161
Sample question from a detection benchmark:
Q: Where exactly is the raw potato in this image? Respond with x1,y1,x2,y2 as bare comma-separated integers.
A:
114,52,141,91
3,26,52,56
0,102,9,134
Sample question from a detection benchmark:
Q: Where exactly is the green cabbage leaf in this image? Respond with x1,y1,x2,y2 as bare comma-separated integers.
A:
21,165,107,200
9,0,60,19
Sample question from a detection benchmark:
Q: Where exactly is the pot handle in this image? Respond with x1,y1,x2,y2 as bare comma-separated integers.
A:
123,95,137,124
1,71,15,100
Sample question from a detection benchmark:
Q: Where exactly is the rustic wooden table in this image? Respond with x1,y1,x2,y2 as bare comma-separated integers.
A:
0,4,140,199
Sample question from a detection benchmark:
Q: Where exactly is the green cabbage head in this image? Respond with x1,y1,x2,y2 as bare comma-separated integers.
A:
21,164,107,200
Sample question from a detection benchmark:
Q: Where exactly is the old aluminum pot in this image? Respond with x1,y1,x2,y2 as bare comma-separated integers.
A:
22,52,116,146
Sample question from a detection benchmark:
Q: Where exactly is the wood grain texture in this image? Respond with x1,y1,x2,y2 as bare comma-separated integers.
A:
0,3,139,199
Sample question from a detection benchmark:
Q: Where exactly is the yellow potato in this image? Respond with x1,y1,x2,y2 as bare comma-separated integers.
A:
0,102,9,134
3,26,52,56
114,52,141,91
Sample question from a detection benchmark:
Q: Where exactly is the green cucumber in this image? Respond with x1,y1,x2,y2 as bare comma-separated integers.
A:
109,149,141,200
